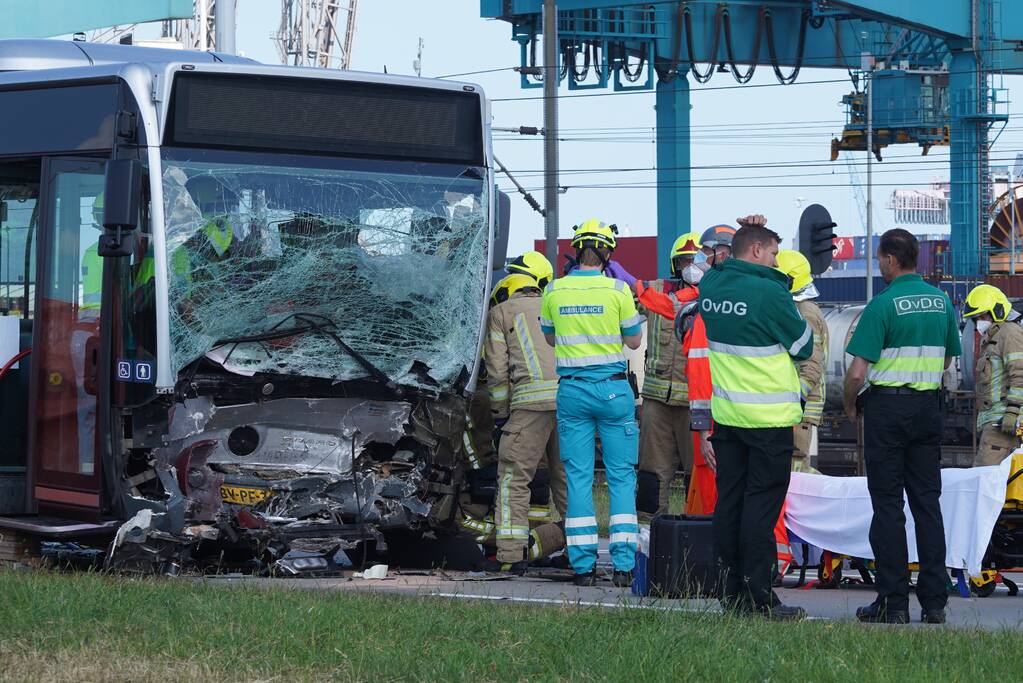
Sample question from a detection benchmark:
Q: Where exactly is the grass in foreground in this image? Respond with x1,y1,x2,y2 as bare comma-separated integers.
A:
2,571,1021,682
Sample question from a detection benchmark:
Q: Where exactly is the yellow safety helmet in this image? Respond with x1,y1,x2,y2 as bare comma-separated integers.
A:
775,250,813,294
506,250,554,289
671,232,702,259
490,273,539,308
570,218,618,251
963,284,1012,323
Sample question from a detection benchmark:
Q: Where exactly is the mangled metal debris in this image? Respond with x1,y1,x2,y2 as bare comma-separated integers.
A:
107,395,472,576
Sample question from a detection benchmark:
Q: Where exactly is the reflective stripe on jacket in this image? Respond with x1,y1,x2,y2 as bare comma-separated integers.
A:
485,290,558,417
540,271,642,374
975,322,1023,429
796,299,828,425
636,279,691,406
699,259,813,429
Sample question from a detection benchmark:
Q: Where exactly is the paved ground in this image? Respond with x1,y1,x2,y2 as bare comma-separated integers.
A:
200,553,1023,630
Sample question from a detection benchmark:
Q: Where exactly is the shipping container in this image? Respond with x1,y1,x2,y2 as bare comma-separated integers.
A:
533,235,658,280
918,239,950,277
985,275,1023,299
815,275,971,304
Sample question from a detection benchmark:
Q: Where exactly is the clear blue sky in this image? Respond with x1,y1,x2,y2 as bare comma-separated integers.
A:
148,1,1023,255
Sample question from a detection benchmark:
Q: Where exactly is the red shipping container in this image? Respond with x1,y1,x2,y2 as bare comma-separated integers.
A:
832,236,855,260
533,235,659,281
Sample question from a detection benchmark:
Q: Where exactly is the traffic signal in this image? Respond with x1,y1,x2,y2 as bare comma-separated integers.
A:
798,204,837,275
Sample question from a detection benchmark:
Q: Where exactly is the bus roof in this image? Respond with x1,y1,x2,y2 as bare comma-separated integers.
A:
0,39,254,72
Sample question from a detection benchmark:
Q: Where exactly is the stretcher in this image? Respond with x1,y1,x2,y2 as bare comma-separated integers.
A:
782,456,1017,596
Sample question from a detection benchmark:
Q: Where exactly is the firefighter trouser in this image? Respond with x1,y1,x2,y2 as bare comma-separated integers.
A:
712,424,792,609
495,409,567,562
792,422,819,473
863,391,948,614
976,424,1017,467
464,390,497,471
637,399,692,521
557,376,639,574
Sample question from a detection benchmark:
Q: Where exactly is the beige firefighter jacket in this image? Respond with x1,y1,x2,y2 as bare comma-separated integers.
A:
484,289,558,418
639,279,689,406
796,299,828,425
975,321,1023,430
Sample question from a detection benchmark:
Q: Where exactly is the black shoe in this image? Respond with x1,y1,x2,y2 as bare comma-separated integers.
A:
921,608,947,624
752,603,807,621
611,570,633,587
573,570,597,587
549,554,572,570
482,559,528,576
856,602,910,624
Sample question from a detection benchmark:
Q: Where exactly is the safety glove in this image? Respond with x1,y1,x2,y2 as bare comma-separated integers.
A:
1001,409,1020,436
604,259,638,287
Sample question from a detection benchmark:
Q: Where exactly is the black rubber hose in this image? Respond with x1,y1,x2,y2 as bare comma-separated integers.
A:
621,42,647,83
765,8,810,85
684,4,723,84
722,7,762,84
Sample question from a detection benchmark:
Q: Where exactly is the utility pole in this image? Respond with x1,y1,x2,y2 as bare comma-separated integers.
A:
542,0,559,273
214,0,236,54
864,54,874,301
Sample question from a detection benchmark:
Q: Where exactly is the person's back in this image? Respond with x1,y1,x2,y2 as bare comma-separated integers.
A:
843,228,960,626
697,219,811,621
543,274,639,378
540,218,643,587
699,258,810,429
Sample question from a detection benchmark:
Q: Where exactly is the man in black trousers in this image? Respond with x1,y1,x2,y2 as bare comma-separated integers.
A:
843,229,960,624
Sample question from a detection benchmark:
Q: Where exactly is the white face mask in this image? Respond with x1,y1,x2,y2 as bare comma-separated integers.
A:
682,262,710,286
976,319,993,336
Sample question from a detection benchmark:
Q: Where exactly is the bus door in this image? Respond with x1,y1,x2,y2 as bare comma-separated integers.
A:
28,158,107,520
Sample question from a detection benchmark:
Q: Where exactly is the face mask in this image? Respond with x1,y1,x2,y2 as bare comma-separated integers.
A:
682,262,710,286
976,320,993,335
694,250,709,265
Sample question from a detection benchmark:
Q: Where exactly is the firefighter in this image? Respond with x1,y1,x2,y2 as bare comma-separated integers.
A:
698,224,736,266
844,229,959,625
484,261,567,574
963,284,1023,466
699,219,812,621
633,232,702,522
775,250,828,473
459,268,566,568
541,219,643,587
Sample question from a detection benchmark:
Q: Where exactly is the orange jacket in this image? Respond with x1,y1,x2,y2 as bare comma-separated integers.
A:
636,280,715,515
635,281,711,430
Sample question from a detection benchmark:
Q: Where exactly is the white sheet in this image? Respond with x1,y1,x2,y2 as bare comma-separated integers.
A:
785,455,1013,576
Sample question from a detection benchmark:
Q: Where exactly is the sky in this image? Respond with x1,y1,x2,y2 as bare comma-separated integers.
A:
134,0,1023,256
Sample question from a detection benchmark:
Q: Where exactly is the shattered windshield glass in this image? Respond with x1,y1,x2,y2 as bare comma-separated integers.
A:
161,152,488,389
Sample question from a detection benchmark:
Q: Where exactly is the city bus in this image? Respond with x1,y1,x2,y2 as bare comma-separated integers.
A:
0,39,506,573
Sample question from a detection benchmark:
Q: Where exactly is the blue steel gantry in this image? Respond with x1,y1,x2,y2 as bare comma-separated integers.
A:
480,1,1023,278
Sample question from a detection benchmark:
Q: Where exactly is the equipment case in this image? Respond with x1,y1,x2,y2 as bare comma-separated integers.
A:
648,514,719,598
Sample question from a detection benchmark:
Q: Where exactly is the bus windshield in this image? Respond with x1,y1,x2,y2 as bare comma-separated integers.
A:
160,150,488,390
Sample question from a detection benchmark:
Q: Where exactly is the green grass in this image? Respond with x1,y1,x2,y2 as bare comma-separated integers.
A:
2,571,1020,682
594,481,686,533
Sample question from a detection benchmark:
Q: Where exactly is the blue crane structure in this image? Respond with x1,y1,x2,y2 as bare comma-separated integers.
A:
480,1,1023,277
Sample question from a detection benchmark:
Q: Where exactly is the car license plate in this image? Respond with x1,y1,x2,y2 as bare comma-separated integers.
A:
220,485,271,506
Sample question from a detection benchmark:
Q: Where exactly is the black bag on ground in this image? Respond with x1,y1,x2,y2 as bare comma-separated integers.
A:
648,514,718,598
